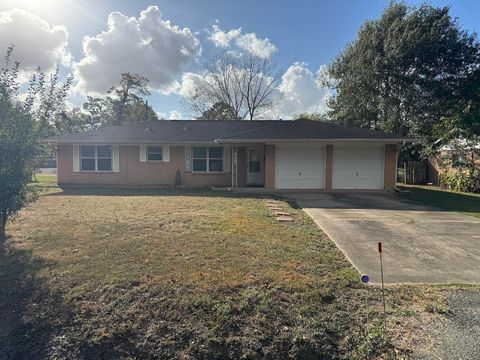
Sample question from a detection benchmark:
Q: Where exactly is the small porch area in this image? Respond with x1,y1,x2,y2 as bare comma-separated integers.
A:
230,144,275,190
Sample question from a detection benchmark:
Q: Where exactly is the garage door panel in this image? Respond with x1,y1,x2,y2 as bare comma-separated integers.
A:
276,146,324,189
333,147,384,190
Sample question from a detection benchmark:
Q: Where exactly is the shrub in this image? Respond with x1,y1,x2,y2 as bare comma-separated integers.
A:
440,168,480,193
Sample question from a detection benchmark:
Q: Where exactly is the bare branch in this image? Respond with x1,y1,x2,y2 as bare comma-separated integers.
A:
183,51,280,120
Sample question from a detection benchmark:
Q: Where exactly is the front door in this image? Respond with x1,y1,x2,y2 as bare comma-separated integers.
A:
247,147,264,186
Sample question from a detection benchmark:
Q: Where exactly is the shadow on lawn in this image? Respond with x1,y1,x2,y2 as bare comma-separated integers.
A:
0,240,151,359
0,241,72,359
398,185,480,217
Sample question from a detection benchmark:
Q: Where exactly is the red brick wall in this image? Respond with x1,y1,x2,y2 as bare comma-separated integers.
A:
58,143,399,191
57,145,232,187
265,145,275,189
384,144,398,191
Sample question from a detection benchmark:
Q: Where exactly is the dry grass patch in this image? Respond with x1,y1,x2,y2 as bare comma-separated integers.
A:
0,183,463,359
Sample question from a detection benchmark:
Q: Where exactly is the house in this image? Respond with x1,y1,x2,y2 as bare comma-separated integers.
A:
55,119,408,191
428,140,480,185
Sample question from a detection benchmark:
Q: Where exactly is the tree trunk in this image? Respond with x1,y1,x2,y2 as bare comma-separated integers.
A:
0,212,7,241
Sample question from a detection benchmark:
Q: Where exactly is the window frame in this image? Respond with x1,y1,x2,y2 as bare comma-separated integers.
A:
146,145,164,162
80,145,113,172
192,146,224,173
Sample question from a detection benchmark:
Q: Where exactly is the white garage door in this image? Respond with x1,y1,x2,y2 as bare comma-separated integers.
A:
333,147,384,189
276,145,324,189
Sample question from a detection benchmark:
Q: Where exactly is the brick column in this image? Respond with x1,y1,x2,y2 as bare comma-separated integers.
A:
384,144,397,191
325,145,333,191
264,144,275,190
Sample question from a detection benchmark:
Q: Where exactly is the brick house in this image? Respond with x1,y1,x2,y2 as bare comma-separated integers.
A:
428,141,480,185
55,119,408,191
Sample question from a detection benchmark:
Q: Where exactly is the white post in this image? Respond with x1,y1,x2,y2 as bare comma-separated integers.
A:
235,145,238,189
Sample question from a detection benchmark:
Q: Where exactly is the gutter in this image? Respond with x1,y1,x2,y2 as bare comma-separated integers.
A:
52,138,418,146
215,138,417,144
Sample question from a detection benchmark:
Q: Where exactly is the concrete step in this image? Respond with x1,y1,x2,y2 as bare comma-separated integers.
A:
276,215,294,222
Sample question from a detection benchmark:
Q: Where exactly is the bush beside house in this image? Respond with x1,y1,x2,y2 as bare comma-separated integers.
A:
429,143,480,193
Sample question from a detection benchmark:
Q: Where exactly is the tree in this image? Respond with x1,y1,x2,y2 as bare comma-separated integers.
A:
82,96,111,128
296,112,325,121
0,100,38,238
237,53,280,120
53,107,99,134
325,2,480,150
434,67,480,144
107,73,150,125
431,67,480,168
185,52,280,120
196,101,239,120
122,100,158,124
0,46,71,238
53,73,158,134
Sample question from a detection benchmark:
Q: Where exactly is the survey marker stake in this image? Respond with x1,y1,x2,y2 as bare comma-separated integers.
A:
378,241,386,330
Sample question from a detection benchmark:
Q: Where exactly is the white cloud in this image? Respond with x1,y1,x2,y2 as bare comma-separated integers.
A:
74,6,201,95
209,24,241,47
208,24,277,59
0,9,70,72
235,33,277,59
178,72,206,98
168,110,182,120
270,62,332,119
157,110,185,120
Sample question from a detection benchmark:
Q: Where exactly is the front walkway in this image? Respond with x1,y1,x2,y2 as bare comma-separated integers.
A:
285,191,480,284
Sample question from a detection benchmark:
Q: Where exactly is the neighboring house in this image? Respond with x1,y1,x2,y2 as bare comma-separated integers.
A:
55,119,408,191
429,140,480,184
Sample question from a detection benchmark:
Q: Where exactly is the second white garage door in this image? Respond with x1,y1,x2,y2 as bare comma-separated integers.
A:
276,145,324,189
333,147,384,189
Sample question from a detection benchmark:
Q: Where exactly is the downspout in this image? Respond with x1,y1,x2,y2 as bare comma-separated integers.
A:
231,146,234,191
396,143,400,190
396,141,403,190
235,145,238,189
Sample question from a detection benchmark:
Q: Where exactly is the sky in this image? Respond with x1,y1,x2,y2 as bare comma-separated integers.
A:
0,0,479,119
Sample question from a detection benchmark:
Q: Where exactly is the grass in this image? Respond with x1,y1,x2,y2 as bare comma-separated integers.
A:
0,176,464,359
398,184,480,219
33,173,57,184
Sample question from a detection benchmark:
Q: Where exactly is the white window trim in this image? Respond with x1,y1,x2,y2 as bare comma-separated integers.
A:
140,144,170,162
80,145,113,172
192,146,224,173
146,145,163,162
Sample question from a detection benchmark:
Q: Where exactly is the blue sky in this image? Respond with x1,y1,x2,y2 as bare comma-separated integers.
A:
0,0,479,119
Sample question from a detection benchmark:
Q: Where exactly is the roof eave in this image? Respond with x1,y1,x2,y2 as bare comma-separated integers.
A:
55,140,219,145
215,138,415,144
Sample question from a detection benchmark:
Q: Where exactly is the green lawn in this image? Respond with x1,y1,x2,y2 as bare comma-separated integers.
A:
0,179,452,359
399,185,480,219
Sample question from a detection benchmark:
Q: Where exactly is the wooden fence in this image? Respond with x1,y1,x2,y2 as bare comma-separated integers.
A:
397,160,428,185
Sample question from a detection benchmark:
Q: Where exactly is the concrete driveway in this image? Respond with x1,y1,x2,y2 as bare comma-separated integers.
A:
285,191,480,284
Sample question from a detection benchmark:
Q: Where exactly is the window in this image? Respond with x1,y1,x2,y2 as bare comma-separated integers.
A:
208,147,223,172
147,146,163,161
81,145,112,171
192,146,223,172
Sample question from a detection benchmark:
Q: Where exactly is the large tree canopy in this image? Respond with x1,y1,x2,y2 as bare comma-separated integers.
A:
326,2,480,149
55,73,159,134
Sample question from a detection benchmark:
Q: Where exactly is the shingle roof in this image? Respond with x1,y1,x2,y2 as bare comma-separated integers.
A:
55,119,408,144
